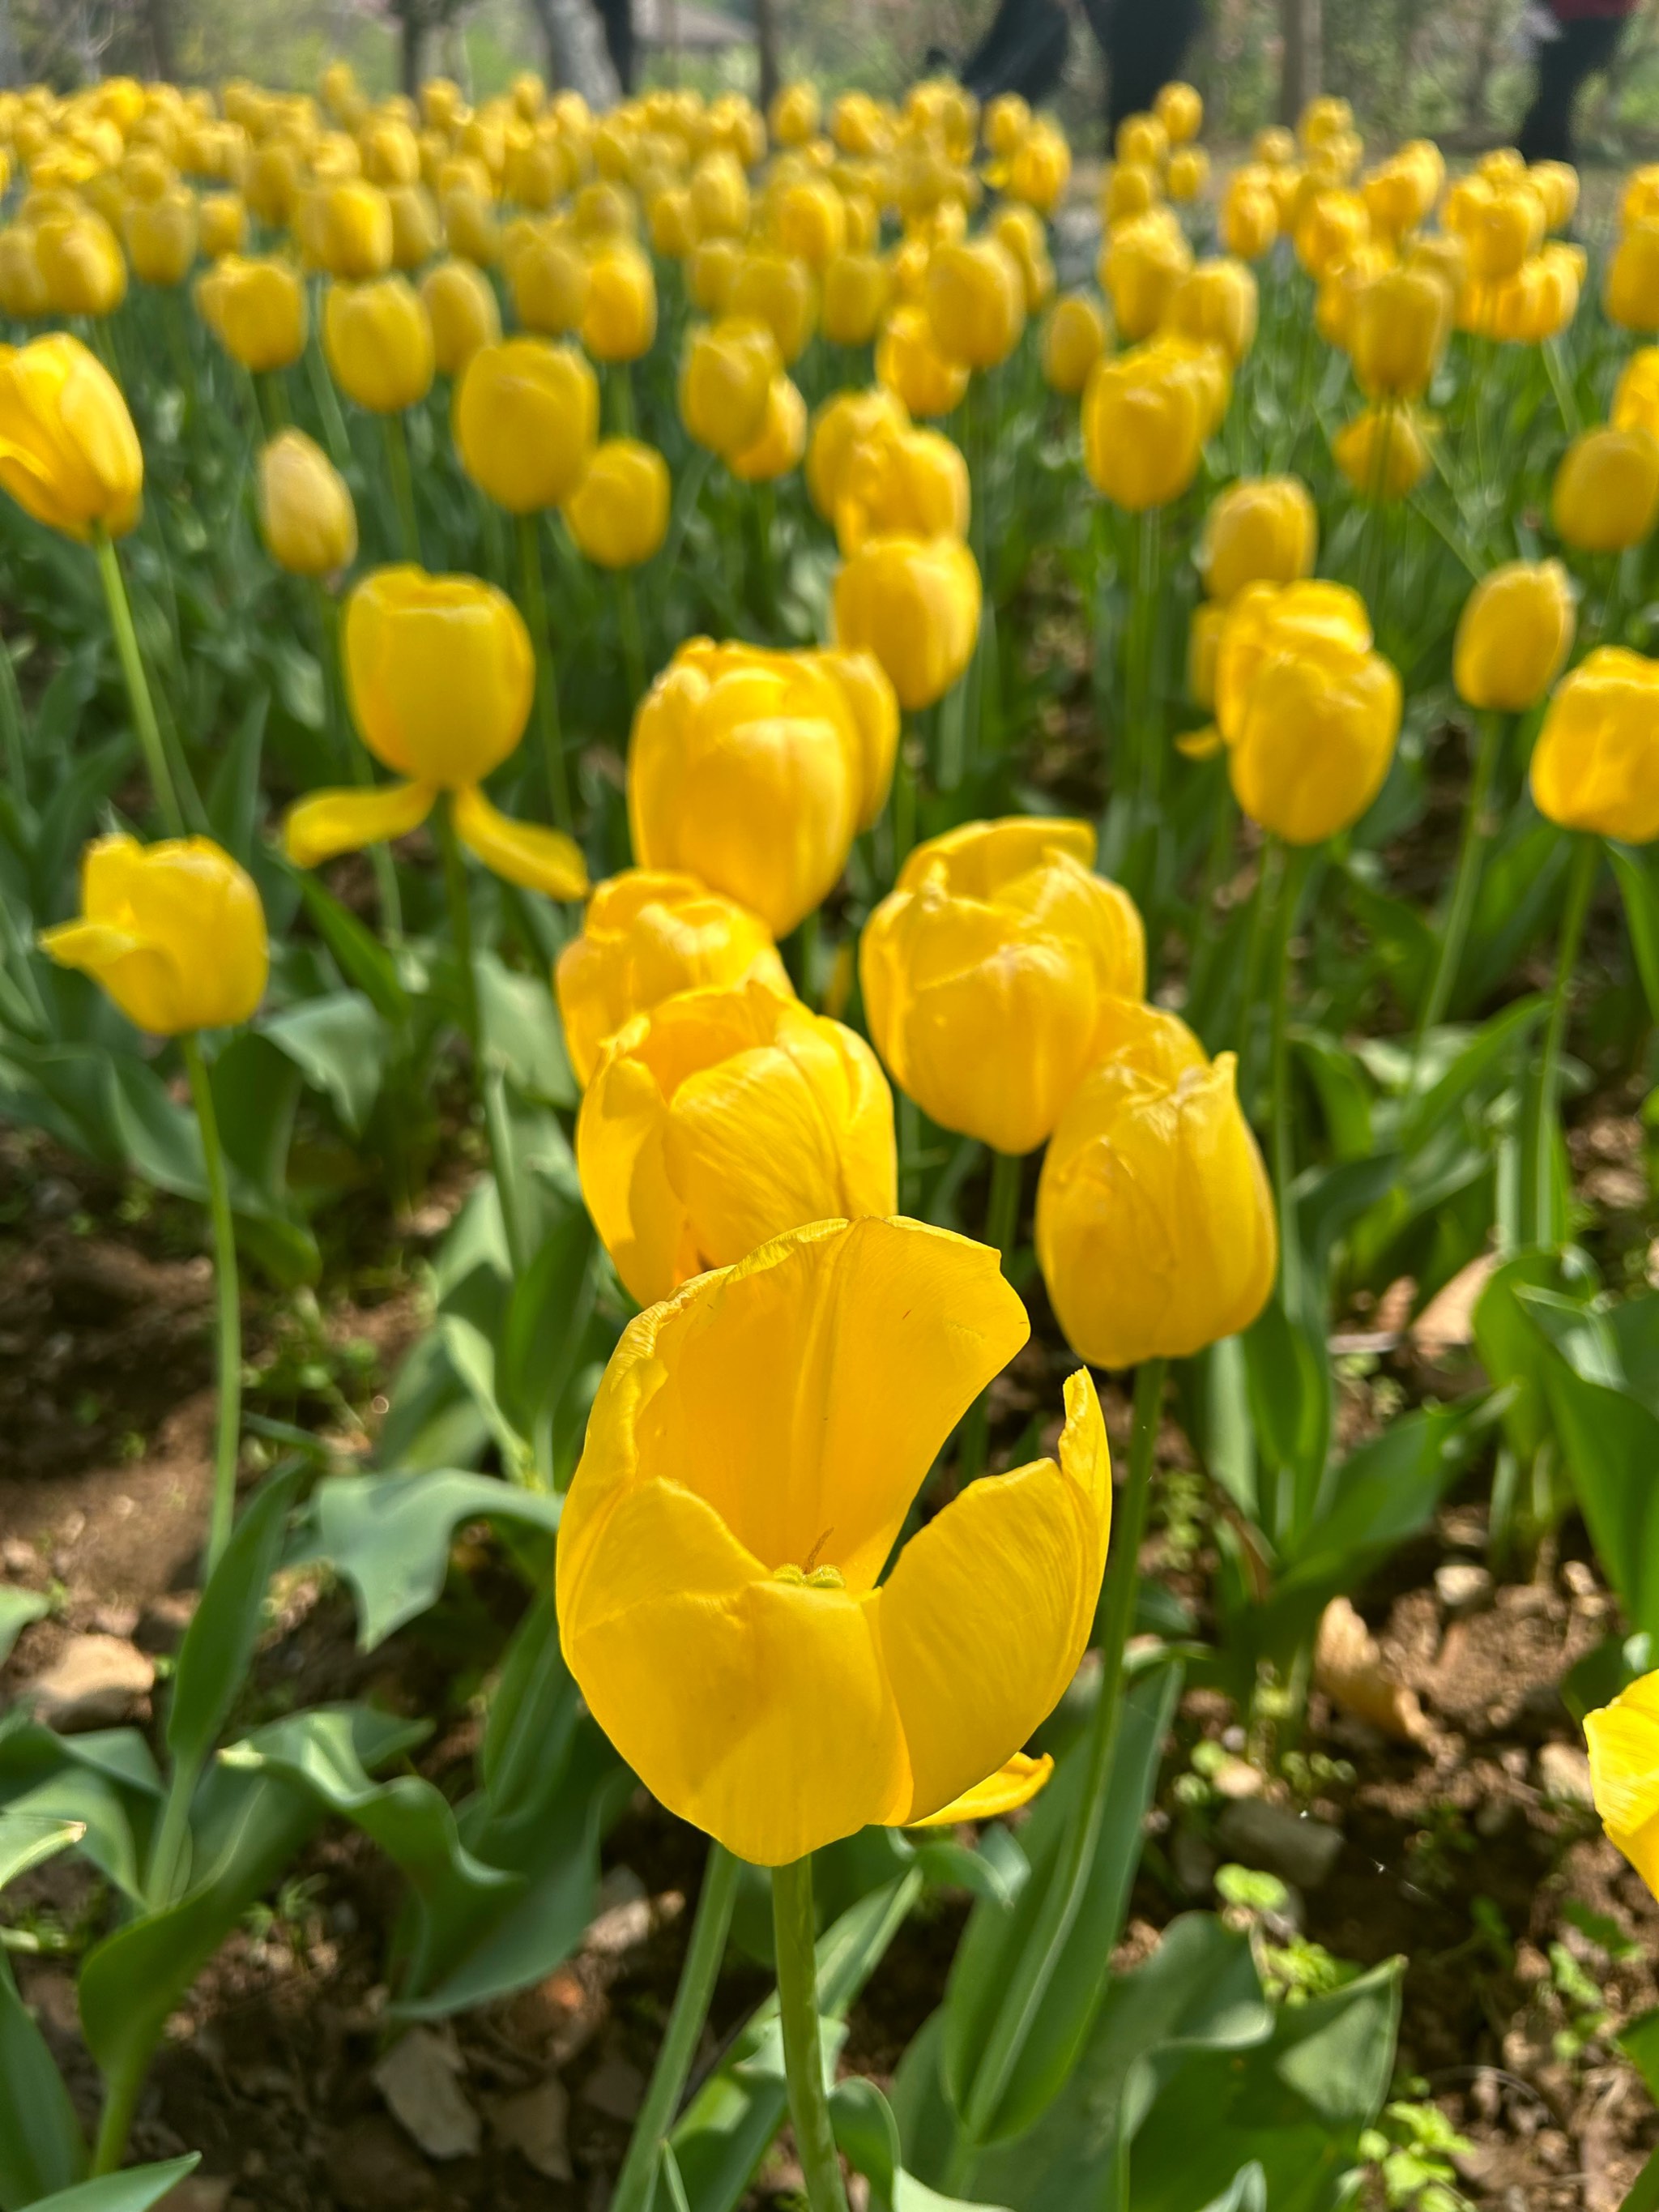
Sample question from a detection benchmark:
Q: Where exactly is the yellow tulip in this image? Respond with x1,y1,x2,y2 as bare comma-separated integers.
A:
41,833,267,1036
689,149,750,239
984,93,1030,158
557,1213,1109,1865
1043,291,1108,396
1625,166,1659,229
1162,256,1258,365
454,338,599,512
821,250,890,347
1155,81,1203,146
1188,600,1224,710
832,533,981,713
806,385,910,519
311,177,393,279
1221,171,1277,260
1552,425,1659,553
578,981,896,1308
833,421,967,556
36,210,126,318
555,869,792,1087
1529,159,1579,232
258,427,356,577
323,275,434,413
582,239,657,361
0,227,49,318
378,180,438,268
991,203,1055,313
1200,475,1317,603
1102,160,1159,226
729,247,817,364
1444,173,1543,282
1348,262,1451,398
0,333,142,540
502,224,586,336
1218,579,1402,844
245,138,305,226
443,182,500,267
629,638,897,935
1009,119,1070,214
676,311,785,459
925,236,1026,369
770,79,821,149
124,186,197,286
1166,147,1210,203
565,437,671,568
1614,347,1659,439
775,175,847,271
729,374,807,484
1530,647,1659,843
1332,404,1432,502
362,116,421,188
1082,339,1215,512
1607,222,1659,334
1100,210,1192,340
1584,1671,1659,1900
1255,125,1296,167
1035,1010,1276,1367
860,817,1145,1155
198,254,308,372
421,257,501,378
688,235,742,314
1292,186,1369,280
1453,560,1575,714
198,191,247,260
876,302,970,419
1116,111,1169,170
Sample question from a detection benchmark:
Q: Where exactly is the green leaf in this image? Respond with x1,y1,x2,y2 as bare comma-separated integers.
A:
0,1810,83,1892
20,2157,199,2211
295,874,410,1023
1472,1250,1581,1464
0,1591,48,1670
1618,2007,1659,2100
0,1945,87,2209
497,1206,597,1443
832,2077,1013,2212
309,1469,561,1649
1610,843,1659,1026
1399,996,1545,1153
261,991,387,1136
167,1464,305,1779
1242,1296,1330,1551
475,951,578,1108
205,693,268,866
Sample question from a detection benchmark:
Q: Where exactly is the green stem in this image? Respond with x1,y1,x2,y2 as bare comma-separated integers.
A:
383,411,420,563
956,1147,1024,1488
0,628,24,795
889,717,919,883
1266,841,1309,1322
91,2051,147,2176
181,1034,241,1576
610,1844,740,2212
93,528,185,836
1620,2141,1659,2212
1414,709,1504,1061
1236,840,1282,1108
957,1355,1166,2154
517,511,573,832
1525,832,1599,1247
616,568,647,711
305,335,352,472
145,1744,203,1910
770,1856,850,2212
313,582,402,937
258,369,290,431
611,359,637,438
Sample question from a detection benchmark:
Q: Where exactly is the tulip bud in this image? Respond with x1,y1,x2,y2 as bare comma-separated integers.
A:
565,437,671,568
1116,111,1169,169
444,182,500,266
421,257,500,378
1530,647,1659,843
1553,425,1659,553
1607,221,1659,334
312,177,394,279
729,374,808,484
860,817,1145,1155
258,427,357,578
1348,262,1451,398
124,185,197,287
198,192,247,260
198,254,308,372
1082,339,1213,512
1614,346,1659,440
1221,172,1277,260
323,275,434,413
0,226,49,318
1529,159,1579,232
832,533,981,713
770,79,821,148
729,247,817,363
1293,186,1369,280
1101,210,1192,339
1036,1016,1276,1367
807,385,910,519
648,188,698,263
833,421,968,556
41,833,268,1036
629,638,897,934
507,223,590,334
876,302,970,419
689,234,742,314
821,250,890,346
1166,146,1210,203
454,337,599,512
0,333,142,540
1332,404,1432,501
1200,475,1317,603
343,566,535,787
36,210,126,318
680,317,781,458
1453,560,1575,714
1156,81,1203,146
582,239,658,362
1445,173,1544,281
775,175,847,271
555,869,792,1087
924,236,1026,369
578,980,896,1308
1584,1671,1659,1899
1042,291,1108,395
689,149,750,239
1102,160,1159,225
386,181,442,269
1162,256,1258,365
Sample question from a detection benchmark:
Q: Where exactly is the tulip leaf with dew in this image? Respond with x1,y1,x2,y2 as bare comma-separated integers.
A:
0,1905,88,2203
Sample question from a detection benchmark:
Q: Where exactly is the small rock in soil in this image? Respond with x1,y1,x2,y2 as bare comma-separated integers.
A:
581,2047,646,2122
329,2116,437,2212
1213,1800,1344,1891
373,2025,481,2160
164,2177,235,2211
25,1633,154,1730
1435,1563,1495,1616
2,1537,37,1574
1211,1755,1265,1801
1537,1742,1596,1807
488,2078,573,2180
1171,1825,1218,1898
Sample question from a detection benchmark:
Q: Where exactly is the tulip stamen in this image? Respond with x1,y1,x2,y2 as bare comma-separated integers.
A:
773,1557,845,1592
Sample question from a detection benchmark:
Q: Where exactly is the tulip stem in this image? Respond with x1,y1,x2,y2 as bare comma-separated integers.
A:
889,719,919,882
517,512,574,834
91,2051,147,2176
1619,2141,1659,2212
181,1032,242,1577
956,1148,1024,1488
770,1855,851,2212
93,527,186,839
1414,708,1504,1070
1267,840,1310,1322
616,570,647,709
609,360,637,439
1524,831,1599,1248
383,412,421,562
956,1354,1166,2158
305,337,352,473
609,1843,740,2212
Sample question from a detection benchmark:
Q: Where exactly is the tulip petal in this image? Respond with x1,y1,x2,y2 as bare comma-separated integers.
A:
907,1749,1054,1827
875,1369,1109,1823
37,919,181,1031
576,1044,705,1309
1176,724,1224,761
1586,1676,1659,1897
283,779,434,867
453,783,589,898
642,1215,1030,1595
559,1474,909,1865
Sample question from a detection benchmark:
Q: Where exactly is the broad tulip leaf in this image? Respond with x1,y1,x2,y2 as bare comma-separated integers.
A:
0,1590,48,1671
309,1467,561,1649
167,1463,305,1781
475,950,578,1108
1608,843,1659,1026
0,1945,87,2209
832,2077,1012,2212
295,873,410,1023
261,990,387,1135
204,692,268,865
0,1810,83,1894
19,2158,199,2212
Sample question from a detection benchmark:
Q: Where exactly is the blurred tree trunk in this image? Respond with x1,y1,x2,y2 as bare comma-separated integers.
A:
524,0,623,105
1462,0,1508,129
0,0,22,87
756,0,779,115
143,0,174,78
400,6,426,96
1278,0,1322,122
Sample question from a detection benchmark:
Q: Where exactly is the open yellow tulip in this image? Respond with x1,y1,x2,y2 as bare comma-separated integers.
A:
557,1215,1108,1865
1584,1670,1659,1899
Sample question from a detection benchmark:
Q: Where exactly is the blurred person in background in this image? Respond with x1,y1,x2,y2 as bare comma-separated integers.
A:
945,0,1206,131
1518,0,1641,165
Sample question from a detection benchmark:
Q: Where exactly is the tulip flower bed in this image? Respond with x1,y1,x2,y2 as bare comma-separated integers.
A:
10,49,1659,2212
